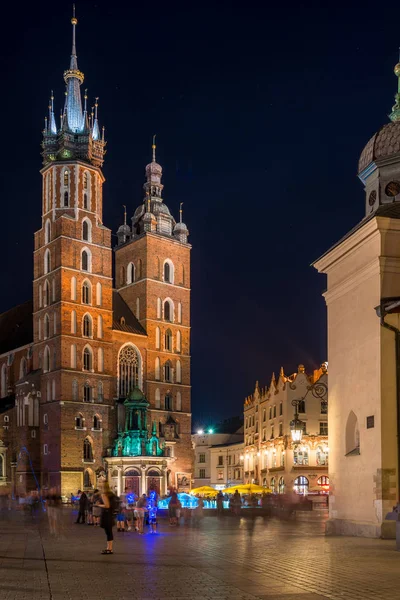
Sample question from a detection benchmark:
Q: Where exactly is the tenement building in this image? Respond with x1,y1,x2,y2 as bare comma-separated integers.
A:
0,14,192,499
314,57,400,537
243,364,328,495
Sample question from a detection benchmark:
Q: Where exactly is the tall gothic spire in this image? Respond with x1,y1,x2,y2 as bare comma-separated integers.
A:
63,5,84,133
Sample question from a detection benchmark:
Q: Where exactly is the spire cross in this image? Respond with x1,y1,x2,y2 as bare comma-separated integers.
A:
152,134,156,162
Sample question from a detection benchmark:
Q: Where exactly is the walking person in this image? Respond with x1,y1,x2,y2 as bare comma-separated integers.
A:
47,487,62,535
147,490,158,534
97,482,115,555
168,489,179,526
75,490,87,524
135,494,147,534
216,490,224,516
92,489,102,526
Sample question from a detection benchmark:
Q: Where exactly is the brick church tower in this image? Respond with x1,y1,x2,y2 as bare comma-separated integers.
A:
114,138,193,490
34,12,113,492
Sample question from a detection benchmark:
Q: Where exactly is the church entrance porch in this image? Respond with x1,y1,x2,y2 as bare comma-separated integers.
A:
106,457,170,497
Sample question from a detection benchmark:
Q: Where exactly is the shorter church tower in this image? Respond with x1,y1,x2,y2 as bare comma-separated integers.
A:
115,139,192,491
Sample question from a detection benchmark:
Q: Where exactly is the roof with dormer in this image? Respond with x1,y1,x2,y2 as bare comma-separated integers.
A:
112,291,147,336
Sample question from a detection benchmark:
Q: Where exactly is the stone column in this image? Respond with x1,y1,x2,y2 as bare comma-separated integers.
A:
117,466,123,496
141,465,146,495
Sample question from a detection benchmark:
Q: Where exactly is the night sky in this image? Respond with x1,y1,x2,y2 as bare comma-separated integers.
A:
0,1,396,424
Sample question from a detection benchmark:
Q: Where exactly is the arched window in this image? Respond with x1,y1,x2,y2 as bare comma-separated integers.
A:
63,169,69,187
44,280,50,306
19,357,27,380
83,171,91,210
53,312,57,335
1,364,6,398
81,248,91,272
45,173,51,213
293,447,308,466
316,446,328,466
71,310,77,334
155,388,161,409
176,360,182,383
64,191,69,207
98,381,104,402
346,410,360,455
71,277,77,301
83,438,93,461
178,302,182,324
71,344,77,369
163,260,174,284
127,262,135,284
83,314,92,337
317,476,329,487
44,249,51,274
164,300,173,322
176,330,181,352
44,314,50,339
155,327,161,350
51,379,56,401
93,415,101,430
75,413,83,428
157,298,162,319
45,220,51,244
165,395,172,411
294,476,309,495
278,477,285,494
118,344,140,397
270,477,276,493
82,219,91,242
98,347,104,372
83,382,92,402
83,172,88,190
96,282,102,306
165,329,172,351
82,280,91,304
97,315,103,338
83,193,88,209
176,391,182,411
38,317,42,340
72,378,78,400
52,279,56,302
164,360,172,383
83,347,92,371
155,357,160,380
43,346,50,372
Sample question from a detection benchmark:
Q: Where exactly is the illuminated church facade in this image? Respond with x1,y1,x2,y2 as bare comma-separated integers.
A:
0,13,192,499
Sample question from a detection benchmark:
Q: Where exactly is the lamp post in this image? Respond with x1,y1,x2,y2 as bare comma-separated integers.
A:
290,380,328,444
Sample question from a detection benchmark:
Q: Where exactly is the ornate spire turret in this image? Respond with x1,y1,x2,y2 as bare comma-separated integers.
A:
41,9,106,167
117,205,131,246
390,52,400,122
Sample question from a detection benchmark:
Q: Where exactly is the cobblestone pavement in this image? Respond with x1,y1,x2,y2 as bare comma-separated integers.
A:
0,508,399,599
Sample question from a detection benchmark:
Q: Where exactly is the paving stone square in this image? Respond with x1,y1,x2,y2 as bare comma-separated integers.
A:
0,509,399,599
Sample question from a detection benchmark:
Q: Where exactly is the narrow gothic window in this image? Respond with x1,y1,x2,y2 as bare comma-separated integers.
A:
176,330,181,352
81,250,89,272
93,415,101,430
176,391,182,411
155,388,161,409
118,345,140,397
44,281,50,306
97,381,104,402
84,172,88,190
164,301,172,322
165,395,172,411
43,346,50,372
76,413,83,428
64,170,69,187
72,379,78,400
71,277,77,301
164,262,171,283
82,220,89,241
155,327,161,350
45,220,51,244
71,310,77,334
176,360,182,383
155,357,160,380
83,383,92,402
82,281,90,304
83,314,92,337
64,191,69,207
83,193,88,209
44,250,51,274
164,361,172,382
97,315,103,339
44,314,50,339
98,347,104,372
83,438,93,460
127,263,135,284
71,344,77,369
83,347,92,371
165,329,172,351
96,282,102,306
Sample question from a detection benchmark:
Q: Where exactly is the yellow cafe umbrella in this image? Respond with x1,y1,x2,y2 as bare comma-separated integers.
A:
223,484,270,494
189,486,217,496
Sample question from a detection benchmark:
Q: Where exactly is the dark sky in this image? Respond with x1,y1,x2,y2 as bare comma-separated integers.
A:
0,1,396,424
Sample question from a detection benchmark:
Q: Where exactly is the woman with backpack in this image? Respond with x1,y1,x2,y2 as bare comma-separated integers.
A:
97,482,115,554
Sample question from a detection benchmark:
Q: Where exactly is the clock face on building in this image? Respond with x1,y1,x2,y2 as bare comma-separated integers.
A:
368,190,377,206
385,181,400,197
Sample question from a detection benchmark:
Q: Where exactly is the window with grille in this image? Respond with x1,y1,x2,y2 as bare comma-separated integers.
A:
82,282,90,304
199,453,205,463
218,456,223,466
319,422,328,435
83,348,92,371
83,438,93,461
118,345,139,397
83,315,92,337
199,469,206,479
83,384,92,402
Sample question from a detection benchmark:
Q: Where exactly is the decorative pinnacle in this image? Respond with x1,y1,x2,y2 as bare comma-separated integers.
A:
123,205,127,225
95,97,99,119
180,202,183,223
152,134,156,162
84,89,88,112
390,50,400,122
71,5,78,52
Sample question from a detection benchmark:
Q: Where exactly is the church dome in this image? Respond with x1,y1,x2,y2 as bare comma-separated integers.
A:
117,223,130,235
174,221,188,233
358,122,400,174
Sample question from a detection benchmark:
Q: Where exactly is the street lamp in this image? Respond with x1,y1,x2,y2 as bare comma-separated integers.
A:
290,399,305,443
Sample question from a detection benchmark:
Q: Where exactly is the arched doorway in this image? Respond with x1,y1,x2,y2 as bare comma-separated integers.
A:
83,468,94,490
278,476,285,494
147,469,161,495
124,469,140,497
294,476,309,495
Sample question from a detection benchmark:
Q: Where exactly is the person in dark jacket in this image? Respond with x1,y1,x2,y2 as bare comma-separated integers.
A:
75,490,87,524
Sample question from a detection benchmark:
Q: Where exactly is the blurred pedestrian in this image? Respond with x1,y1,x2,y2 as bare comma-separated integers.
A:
75,490,87,524
92,489,102,526
47,487,62,535
98,482,115,554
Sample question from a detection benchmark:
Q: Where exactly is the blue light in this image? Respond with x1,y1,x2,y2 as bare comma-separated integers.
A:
208,428,214,434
